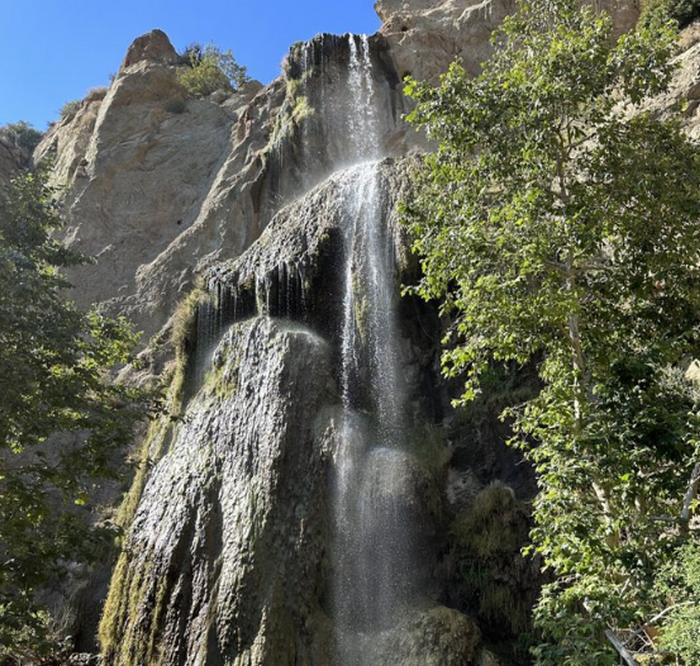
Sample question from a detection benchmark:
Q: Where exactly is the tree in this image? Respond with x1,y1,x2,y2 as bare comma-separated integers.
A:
641,0,700,28
177,43,249,98
404,1,700,662
0,166,151,661
4,122,42,154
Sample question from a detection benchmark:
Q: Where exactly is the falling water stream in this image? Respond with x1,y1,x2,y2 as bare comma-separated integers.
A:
331,35,419,665
192,34,421,665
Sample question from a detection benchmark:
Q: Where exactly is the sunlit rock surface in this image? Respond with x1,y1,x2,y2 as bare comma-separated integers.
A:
375,0,639,82
27,1,688,663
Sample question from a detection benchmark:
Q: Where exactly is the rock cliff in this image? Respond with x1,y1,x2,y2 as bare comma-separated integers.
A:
13,1,697,664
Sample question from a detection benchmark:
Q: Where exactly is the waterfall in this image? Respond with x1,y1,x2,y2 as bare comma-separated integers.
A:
331,35,419,665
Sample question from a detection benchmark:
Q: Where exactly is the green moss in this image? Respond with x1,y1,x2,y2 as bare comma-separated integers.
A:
99,286,207,663
98,553,131,662
264,72,315,153
291,95,314,124
201,349,238,400
450,482,534,637
286,77,302,99
114,285,206,531
410,424,452,481
172,287,207,361
452,482,523,557
100,551,168,665
112,283,205,531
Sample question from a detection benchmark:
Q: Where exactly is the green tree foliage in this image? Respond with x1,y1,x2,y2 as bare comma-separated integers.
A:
177,43,249,98
641,0,700,28
655,540,700,661
4,121,42,154
0,167,151,660
404,0,700,662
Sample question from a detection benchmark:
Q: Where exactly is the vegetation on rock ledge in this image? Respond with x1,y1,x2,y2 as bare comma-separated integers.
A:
177,43,249,98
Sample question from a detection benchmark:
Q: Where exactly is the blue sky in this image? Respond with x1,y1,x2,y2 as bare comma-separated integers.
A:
0,0,381,129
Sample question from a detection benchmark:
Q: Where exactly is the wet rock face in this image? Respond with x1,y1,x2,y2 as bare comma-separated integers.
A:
101,317,337,665
206,161,412,342
369,606,482,665
99,156,460,664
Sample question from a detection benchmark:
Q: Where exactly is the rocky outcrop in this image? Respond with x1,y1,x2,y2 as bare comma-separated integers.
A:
640,28,700,140
34,32,248,326
376,0,517,81
120,28,179,69
100,317,337,665
376,0,640,82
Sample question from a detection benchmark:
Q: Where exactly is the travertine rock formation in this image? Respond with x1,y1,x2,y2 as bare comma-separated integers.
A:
19,2,697,664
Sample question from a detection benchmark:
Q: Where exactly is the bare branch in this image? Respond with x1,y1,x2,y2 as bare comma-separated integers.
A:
604,629,639,666
680,461,700,533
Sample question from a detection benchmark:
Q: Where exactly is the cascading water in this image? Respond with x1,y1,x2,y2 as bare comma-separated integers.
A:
98,26,485,666
331,35,421,665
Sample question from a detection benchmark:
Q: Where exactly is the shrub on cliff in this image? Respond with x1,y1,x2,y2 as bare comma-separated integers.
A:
641,0,700,28
59,99,81,121
5,121,42,154
404,0,700,662
177,43,249,98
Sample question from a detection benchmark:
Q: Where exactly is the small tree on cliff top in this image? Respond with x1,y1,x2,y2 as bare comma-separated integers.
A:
404,0,700,662
177,43,249,97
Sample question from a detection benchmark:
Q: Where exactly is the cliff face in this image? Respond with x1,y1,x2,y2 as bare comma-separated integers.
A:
25,1,699,664
32,1,644,347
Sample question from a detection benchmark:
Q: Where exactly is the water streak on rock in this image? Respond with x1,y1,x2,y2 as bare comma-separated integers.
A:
332,35,419,665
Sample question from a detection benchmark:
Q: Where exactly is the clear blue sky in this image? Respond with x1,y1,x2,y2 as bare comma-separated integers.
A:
0,0,381,129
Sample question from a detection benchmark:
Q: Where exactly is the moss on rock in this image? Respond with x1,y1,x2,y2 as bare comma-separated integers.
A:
370,606,481,665
449,482,537,642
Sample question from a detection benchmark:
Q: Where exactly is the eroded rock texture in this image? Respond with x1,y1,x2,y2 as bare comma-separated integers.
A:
101,317,336,665
375,0,639,82
0,126,33,187
23,1,690,664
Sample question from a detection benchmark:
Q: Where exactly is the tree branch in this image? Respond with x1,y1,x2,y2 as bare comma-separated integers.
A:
680,461,700,533
604,629,639,666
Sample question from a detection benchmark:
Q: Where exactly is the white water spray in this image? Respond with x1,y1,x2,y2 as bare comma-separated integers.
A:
331,34,419,665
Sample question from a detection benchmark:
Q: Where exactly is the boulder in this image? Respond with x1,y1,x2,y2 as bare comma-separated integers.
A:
120,28,179,69
370,606,482,665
